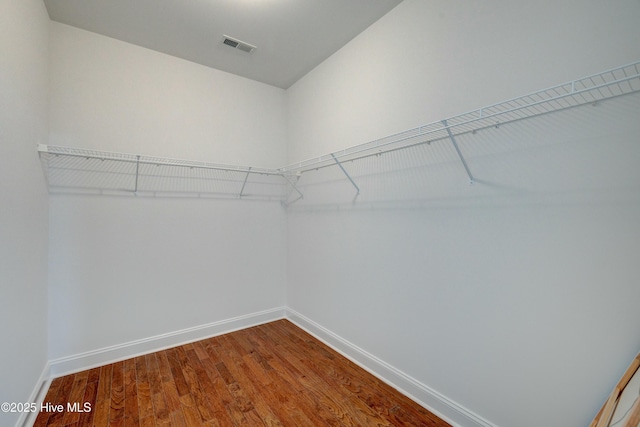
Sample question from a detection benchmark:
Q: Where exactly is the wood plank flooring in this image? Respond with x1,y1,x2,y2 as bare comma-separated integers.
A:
34,319,450,426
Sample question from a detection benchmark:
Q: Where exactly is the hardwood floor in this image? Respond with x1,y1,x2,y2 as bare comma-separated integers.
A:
34,319,450,426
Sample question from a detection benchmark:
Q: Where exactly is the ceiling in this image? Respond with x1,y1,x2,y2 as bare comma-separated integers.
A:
43,0,403,89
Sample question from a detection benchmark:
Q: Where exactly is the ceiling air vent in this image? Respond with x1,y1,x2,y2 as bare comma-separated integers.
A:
222,35,256,53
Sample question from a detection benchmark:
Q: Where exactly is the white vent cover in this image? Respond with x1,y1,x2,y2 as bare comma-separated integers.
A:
222,35,256,53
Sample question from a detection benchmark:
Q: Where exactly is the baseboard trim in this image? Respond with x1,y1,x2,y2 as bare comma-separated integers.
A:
285,308,496,427
49,307,286,378
16,362,51,427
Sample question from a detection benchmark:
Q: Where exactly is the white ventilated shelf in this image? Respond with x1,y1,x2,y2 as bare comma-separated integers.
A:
38,60,640,204
38,145,287,200
280,61,640,175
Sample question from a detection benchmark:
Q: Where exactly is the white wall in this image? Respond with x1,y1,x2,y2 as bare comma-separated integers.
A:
286,1,640,426
48,23,287,361
7,2,639,426
287,0,640,163
0,0,50,425
49,22,287,168
48,196,286,359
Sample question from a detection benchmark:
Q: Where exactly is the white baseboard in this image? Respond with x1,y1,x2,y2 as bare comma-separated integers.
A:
285,308,497,427
48,307,286,378
16,362,51,427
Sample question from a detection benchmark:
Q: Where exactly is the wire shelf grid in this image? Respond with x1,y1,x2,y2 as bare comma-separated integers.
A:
280,61,640,174
37,61,640,202
38,145,287,200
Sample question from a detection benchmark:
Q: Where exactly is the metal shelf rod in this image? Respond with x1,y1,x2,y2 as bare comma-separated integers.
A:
134,155,140,193
239,167,251,198
331,153,360,195
282,174,304,206
442,119,474,184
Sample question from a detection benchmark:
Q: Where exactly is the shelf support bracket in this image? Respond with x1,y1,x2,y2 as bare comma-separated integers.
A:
134,155,140,193
442,119,475,184
282,173,304,206
239,167,251,198
331,153,360,196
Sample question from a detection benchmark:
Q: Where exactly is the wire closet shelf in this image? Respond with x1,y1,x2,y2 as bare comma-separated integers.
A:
38,60,640,203
38,145,286,200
